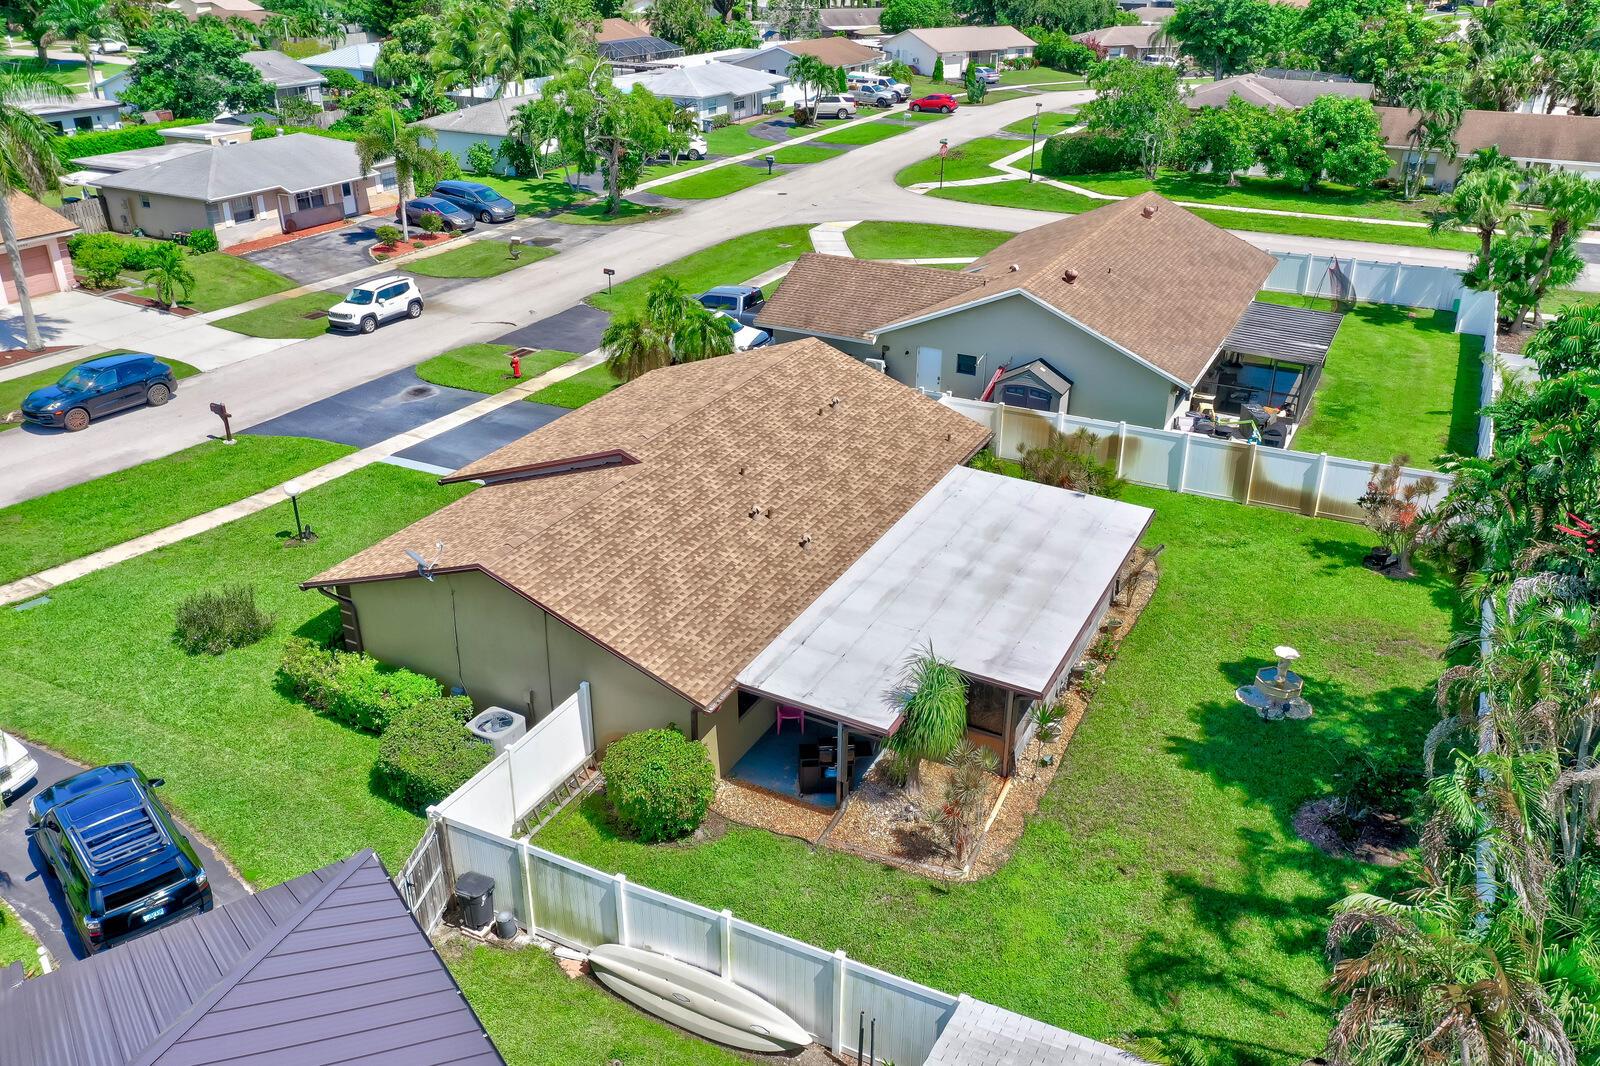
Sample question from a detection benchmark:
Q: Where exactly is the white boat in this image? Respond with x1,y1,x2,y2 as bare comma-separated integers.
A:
587,943,811,1053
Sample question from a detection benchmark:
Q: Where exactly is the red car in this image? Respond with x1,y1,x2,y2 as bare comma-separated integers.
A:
909,93,959,113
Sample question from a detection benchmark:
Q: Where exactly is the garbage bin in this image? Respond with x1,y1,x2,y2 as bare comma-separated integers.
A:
455,872,495,929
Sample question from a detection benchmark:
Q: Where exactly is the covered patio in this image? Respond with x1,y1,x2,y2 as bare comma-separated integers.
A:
726,709,878,810
1186,300,1344,447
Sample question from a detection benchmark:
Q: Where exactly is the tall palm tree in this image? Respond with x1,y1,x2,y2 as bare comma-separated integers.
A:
1470,48,1544,112
1459,145,1518,179
354,107,436,242
1398,78,1465,200
0,69,68,352
489,0,571,97
45,0,116,98
1554,51,1600,116
507,98,556,177
429,2,493,94
786,53,829,123
1431,167,1526,265
1532,171,1600,322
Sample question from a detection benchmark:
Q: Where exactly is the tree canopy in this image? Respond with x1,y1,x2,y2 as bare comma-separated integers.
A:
118,16,274,118
880,0,954,34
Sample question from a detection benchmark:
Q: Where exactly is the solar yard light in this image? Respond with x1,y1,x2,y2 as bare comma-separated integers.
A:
282,480,316,544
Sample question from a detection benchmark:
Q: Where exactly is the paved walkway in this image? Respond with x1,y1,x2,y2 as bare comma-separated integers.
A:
809,221,859,255
0,348,602,607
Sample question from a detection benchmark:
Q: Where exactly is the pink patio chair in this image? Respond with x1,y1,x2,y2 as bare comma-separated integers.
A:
776,703,805,735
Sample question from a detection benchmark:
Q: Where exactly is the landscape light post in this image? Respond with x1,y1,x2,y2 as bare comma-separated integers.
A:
282,480,315,543
1029,102,1042,182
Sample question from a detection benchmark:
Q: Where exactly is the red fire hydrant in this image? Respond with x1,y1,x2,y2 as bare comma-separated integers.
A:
510,352,522,379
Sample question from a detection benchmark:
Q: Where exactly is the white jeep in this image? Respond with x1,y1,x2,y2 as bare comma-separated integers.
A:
326,275,423,334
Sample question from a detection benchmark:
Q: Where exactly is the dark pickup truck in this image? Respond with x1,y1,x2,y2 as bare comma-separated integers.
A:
28,763,212,954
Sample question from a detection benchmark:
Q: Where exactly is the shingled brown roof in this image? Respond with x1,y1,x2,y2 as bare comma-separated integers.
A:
4,193,77,244
1376,106,1600,165
756,253,987,341
774,36,881,66
307,340,990,708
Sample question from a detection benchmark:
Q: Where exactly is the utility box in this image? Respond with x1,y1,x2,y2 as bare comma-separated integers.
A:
466,707,526,754
455,872,494,929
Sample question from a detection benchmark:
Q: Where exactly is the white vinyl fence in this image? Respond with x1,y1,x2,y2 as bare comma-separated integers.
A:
1266,252,1493,323
943,397,1451,522
433,682,596,838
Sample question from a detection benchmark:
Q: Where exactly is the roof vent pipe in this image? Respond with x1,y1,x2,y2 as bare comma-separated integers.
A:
1141,204,1157,219
1008,263,1019,272
1063,268,1079,283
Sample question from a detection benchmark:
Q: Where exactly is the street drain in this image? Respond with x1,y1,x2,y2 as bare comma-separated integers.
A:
302,310,329,320
404,385,435,399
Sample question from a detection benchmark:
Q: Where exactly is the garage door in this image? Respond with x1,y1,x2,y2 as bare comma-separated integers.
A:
1,245,60,304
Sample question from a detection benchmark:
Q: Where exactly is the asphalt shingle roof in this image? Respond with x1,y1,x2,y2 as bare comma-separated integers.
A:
926,995,1149,1065
1376,106,1600,164
242,50,326,87
615,64,788,99
1184,73,1373,109
3,193,78,243
93,133,372,202
891,26,1036,51
756,253,987,340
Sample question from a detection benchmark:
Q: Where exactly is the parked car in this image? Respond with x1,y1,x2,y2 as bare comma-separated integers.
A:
92,38,127,53
883,78,912,100
429,180,517,224
326,275,423,334
398,196,476,232
651,134,709,162
1141,53,1180,66
852,86,895,109
697,285,766,327
28,763,212,954
909,93,959,113
0,731,38,803
713,310,771,350
974,65,1001,84
20,353,175,433
846,72,906,101
813,94,857,120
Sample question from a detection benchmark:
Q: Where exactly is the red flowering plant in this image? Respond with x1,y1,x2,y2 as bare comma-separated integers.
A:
1356,455,1440,579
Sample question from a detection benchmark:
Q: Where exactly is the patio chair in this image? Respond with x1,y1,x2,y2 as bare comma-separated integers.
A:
798,758,827,794
776,703,805,735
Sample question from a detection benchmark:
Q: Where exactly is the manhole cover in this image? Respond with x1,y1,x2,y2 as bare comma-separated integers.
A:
403,385,434,399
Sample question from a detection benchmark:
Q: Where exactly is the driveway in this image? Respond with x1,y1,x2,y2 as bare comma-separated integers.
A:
0,741,250,963
240,219,387,284
395,400,568,471
495,304,611,353
244,366,485,449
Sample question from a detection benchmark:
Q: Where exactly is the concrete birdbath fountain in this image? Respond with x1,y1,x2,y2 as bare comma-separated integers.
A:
1237,645,1312,720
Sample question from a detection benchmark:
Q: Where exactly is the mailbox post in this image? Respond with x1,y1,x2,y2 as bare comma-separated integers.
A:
209,402,234,444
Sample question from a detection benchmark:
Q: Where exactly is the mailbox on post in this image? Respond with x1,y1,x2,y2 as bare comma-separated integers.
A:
209,402,234,444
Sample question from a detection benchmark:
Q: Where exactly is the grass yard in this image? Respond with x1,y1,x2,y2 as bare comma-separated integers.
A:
1058,170,1444,225
930,180,1104,212
535,487,1456,1064
0,463,472,887
813,120,912,146
1279,299,1481,466
588,224,813,315
214,291,341,339
526,362,620,408
650,164,775,200
997,66,1086,86
0,435,353,584
471,174,588,217
1545,288,1600,314
132,251,296,313
1003,109,1079,136
895,136,1029,186
1,55,123,89
407,240,556,278
414,343,579,395
770,142,843,164
0,898,41,977
845,220,1011,260
447,942,753,1065
705,123,778,157
0,354,199,432
553,200,673,225
970,88,1030,106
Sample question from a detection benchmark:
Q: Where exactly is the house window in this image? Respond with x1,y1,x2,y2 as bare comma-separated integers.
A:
956,354,978,375
1002,383,1054,410
140,195,151,208
230,195,256,222
295,189,327,211
737,691,761,718
73,116,92,131
205,203,221,226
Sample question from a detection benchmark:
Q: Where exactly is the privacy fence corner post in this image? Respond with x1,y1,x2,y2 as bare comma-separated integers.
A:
1310,452,1329,517
1177,430,1192,493
719,909,734,978
1116,420,1128,476
519,843,535,935
831,949,848,1055
613,872,630,946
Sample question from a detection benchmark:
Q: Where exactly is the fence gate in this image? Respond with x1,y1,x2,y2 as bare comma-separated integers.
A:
396,818,452,933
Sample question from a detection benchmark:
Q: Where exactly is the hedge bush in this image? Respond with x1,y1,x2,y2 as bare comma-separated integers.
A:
173,584,274,654
601,729,716,842
74,237,127,287
67,231,167,275
375,696,488,811
1040,132,1139,176
53,119,206,163
279,637,443,733
186,228,219,254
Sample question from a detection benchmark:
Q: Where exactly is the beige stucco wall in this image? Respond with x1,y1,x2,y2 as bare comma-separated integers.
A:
698,695,777,775
347,570,697,751
106,192,209,239
878,294,1183,427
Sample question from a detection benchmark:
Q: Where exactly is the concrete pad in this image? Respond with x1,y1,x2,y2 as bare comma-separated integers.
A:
244,367,483,449
395,400,568,471
495,304,611,353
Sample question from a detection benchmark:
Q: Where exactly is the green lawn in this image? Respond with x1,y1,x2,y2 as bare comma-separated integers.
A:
414,343,579,395
0,435,353,584
895,136,1029,186
930,179,1105,212
0,898,42,977
447,942,751,1066
526,362,620,408
814,120,913,146
650,164,776,200
588,224,813,315
1282,300,1481,466
132,251,296,313
535,487,1455,1064
553,200,673,225
845,221,1012,261
1,354,200,432
705,123,778,156
770,142,843,164
0,463,472,887
1058,169,1444,225
214,291,341,339
472,173,588,216
1003,109,1079,136
998,67,1087,86
1,55,123,89
970,88,1030,106
1544,288,1600,314
407,240,555,278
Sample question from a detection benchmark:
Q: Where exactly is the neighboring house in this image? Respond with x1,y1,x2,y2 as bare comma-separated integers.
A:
20,93,121,134
598,16,652,40
729,36,883,78
417,90,544,174
159,119,256,145
242,49,328,111
1376,106,1600,188
0,850,506,1066
1184,71,1373,109
0,193,77,312
1071,23,1172,60
596,19,685,64
302,40,382,84
167,0,269,22
757,193,1279,429
66,141,214,184
819,6,885,36
1126,4,1175,21
615,64,788,127
880,26,1035,78
93,133,397,248
305,340,1153,793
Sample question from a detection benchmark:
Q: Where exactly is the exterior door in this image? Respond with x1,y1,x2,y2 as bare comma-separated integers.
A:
340,182,358,216
915,346,942,393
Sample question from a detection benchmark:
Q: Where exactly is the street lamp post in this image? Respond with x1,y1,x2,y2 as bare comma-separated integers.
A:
282,480,315,543
1028,102,1043,183
938,138,948,190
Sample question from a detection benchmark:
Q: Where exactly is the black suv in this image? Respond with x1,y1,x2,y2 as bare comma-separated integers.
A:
28,764,212,954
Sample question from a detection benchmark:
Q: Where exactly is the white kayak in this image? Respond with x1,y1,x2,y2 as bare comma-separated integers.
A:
587,943,811,1053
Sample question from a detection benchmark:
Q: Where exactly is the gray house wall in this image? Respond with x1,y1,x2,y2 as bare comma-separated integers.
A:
768,327,879,362
877,294,1183,427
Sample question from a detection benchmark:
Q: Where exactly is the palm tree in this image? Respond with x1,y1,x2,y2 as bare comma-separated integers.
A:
1431,167,1526,265
507,98,556,177
0,68,68,352
786,53,829,124
1554,51,1600,116
600,314,662,383
885,647,968,797
1470,48,1543,112
489,0,571,97
429,2,493,93
1532,171,1600,323
1459,145,1518,179
1398,78,1465,200
602,276,734,383
354,107,436,242
45,0,116,98
144,242,194,308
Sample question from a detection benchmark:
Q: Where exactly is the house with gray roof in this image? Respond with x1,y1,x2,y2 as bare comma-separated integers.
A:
92,132,397,248
614,64,788,128
301,40,382,84
19,92,122,135
0,850,505,1066
417,88,549,175
242,49,328,112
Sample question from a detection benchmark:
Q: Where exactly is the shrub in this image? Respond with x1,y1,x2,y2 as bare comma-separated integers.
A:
375,697,490,811
120,240,164,271
278,637,443,732
417,209,444,234
601,728,716,842
374,223,402,246
1033,30,1095,73
708,113,731,128
763,100,785,114
75,240,127,288
931,56,945,83
1040,132,1139,176
466,140,499,176
968,449,1006,474
186,228,219,254
173,584,274,654
250,119,282,140
1019,427,1125,498
52,118,206,163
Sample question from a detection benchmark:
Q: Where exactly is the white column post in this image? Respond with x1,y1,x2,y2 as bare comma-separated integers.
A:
1176,431,1192,493
719,908,734,978
1311,452,1329,517
1298,253,1312,295
1116,420,1128,476
993,402,1005,456
831,949,848,1055
1243,439,1258,505
613,872,630,946
46,239,70,291
520,843,535,934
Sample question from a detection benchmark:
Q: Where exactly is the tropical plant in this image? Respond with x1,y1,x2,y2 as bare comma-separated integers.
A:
1530,171,1600,324
962,62,987,104
429,0,493,92
1553,49,1600,116
601,276,733,382
786,53,832,123
933,740,998,865
144,242,194,308
45,0,116,98
1018,427,1125,498
1168,0,1269,80
506,96,560,177
118,18,275,117
354,106,437,241
1468,46,1543,112
880,0,952,34
885,647,968,796
1395,76,1465,200
1356,456,1438,577
1459,145,1518,179
465,139,498,176
1,0,57,62
601,728,717,842
544,55,692,213
488,0,573,96
374,223,402,247
1431,167,1527,269
1174,96,1264,185
931,55,945,83
0,69,67,351
1080,58,1185,179
1258,94,1391,191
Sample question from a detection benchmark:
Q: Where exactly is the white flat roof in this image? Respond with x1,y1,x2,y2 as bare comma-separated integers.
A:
737,467,1152,733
